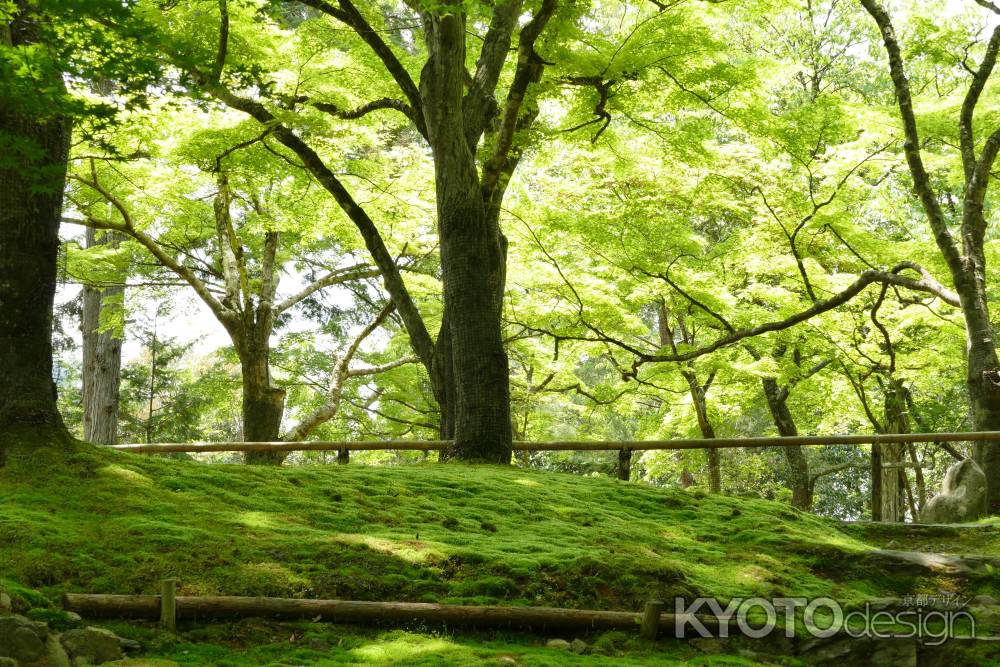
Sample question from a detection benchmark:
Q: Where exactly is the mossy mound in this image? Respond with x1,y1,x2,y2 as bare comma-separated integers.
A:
2,442,999,664
5,443,996,607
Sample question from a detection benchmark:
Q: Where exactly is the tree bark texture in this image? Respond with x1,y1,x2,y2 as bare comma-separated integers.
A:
761,377,812,510
0,6,71,440
421,9,512,463
81,228,123,445
237,330,286,465
682,370,720,493
879,379,910,522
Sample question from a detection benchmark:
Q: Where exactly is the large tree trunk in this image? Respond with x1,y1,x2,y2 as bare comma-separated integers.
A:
81,228,123,445
761,378,812,510
434,313,456,441
962,290,1000,514
0,66,72,448
238,332,286,465
422,11,512,464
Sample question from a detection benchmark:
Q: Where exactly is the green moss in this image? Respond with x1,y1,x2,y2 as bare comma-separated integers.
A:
3,446,996,607
2,442,997,664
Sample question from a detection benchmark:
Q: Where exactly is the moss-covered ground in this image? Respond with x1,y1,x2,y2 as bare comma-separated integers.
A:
2,438,999,664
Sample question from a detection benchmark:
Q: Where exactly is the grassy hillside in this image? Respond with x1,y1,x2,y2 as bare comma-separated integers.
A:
2,439,998,665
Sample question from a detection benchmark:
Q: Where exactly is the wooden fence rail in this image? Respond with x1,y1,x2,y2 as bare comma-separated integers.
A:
62,592,718,637
111,430,1000,455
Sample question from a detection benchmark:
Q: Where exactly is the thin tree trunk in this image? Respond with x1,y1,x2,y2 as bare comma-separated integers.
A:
682,371,719,493
879,379,910,522
761,378,812,510
81,228,123,445
871,444,883,522
908,443,927,510
0,71,72,447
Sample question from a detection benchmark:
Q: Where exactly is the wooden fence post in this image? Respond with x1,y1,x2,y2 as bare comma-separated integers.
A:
640,599,664,639
160,579,178,632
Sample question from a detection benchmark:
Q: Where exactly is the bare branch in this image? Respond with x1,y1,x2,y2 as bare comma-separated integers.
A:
283,302,396,440
274,264,381,314
312,98,420,126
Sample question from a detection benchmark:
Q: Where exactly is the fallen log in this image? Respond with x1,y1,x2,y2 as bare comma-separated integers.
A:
62,593,720,635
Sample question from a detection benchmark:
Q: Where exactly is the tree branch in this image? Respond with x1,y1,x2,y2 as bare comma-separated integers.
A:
860,0,964,279
282,302,396,440
274,264,381,314
296,0,427,138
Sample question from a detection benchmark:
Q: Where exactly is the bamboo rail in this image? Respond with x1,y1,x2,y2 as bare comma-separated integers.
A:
62,592,716,636
110,431,1000,454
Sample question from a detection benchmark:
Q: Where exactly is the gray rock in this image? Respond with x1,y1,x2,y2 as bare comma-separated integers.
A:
0,614,49,662
569,639,588,654
60,627,124,665
971,594,998,607
799,637,917,667
117,637,141,654
919,459,987,524
544,639,570,650
0,592,12,616
64,612,82,625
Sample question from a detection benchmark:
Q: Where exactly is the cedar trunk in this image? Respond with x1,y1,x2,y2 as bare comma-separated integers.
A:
879,379,909,522
82,228,123,445
0,107,71,440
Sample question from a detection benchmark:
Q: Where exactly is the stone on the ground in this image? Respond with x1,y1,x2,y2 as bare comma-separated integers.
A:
569,639,588,654
60,627,124,665
544,639,570,650
798,636,917,667
0,592,12,616
918,459,987,524
117,637,142,653
0,614,49,663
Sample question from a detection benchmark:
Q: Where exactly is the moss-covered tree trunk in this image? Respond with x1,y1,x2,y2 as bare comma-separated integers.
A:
0,6,72,448
421,8,512,464
237,329,286,465
761,378,812,511
863,0,1000,515
682,370,720,493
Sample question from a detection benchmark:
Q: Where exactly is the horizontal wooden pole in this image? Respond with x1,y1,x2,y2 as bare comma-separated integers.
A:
62,593,718,635
110,431,1000,455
